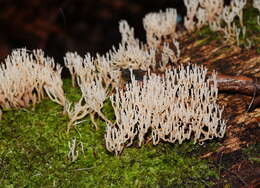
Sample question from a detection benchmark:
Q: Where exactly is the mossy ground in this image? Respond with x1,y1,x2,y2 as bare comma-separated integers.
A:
1,5,259,188
0,79,219,188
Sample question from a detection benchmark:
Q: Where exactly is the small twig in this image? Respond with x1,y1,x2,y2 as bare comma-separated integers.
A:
74,119,88,126
247,83,256,112
71,167,94,171
21,108,32,113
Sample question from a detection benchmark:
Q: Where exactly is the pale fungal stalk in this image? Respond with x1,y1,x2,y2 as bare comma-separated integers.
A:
119,20,139,46
196,7,207,29
216,0,246,45
68,138,79,162
231,0,247,27
199,0,224,23
184,0,200,32
159,41,180,71
64,52,82,87
68,138,84,162
65,97,91,133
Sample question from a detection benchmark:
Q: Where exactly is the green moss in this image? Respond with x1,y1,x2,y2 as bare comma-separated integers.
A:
0,78,219,187
63,78,82,102
193,26,221,48
195,26,213,37
256,47,260,54
242,143,260,164
244,7,260,26
238,7,260,48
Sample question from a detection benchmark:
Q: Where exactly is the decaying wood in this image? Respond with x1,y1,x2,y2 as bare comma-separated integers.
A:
213,74,260,110
214,74,260,96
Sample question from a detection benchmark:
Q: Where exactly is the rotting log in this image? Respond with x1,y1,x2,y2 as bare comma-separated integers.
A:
212,74,260,111
213,74,260,96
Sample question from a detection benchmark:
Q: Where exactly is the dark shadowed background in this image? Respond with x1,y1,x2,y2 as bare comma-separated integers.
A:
0,0,233,65
0,0,186,64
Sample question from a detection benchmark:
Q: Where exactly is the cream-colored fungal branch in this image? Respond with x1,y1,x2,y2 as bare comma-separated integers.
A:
143,8,177,47
65,51,121,91
209,0,246,33
67,138,84,162
184,0,200,32
105,83,140,155
220,0,247,44
96,53,121,92
159,41,180,71
64,52,83,87
231,0,247,27
80,75,113,127
184,0,224,31
196,7,207,29
119,20,139,46
199,0,224,23
64,52,117,131
183,0,248,45
109,43,156,70
34,49,66,106
0,48,65,115
65,97,91,132
105,65,226,155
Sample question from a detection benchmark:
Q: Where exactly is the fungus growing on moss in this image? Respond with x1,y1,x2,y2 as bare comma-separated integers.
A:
105,65,226,155
0,48,65,117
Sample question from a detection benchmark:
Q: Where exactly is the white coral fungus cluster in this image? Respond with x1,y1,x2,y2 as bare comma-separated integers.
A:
109,43,156,70
0,48,65,112
64,52,120,131
63,19,180,131
105,65,226,155
0,3,231,155
184,0,247,45
143,8,177,47
116,20,180,71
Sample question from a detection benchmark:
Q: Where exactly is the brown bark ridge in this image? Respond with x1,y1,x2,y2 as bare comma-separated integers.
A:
213,74,260,111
